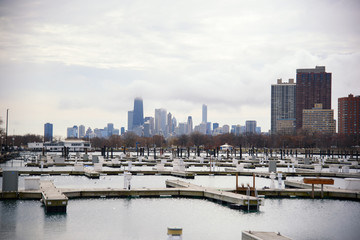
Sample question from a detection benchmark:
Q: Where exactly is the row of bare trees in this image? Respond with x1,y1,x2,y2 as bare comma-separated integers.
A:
86,131,359,150
0,125,358,151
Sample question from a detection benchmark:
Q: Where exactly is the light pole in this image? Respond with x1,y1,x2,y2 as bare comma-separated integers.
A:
5,109,9,151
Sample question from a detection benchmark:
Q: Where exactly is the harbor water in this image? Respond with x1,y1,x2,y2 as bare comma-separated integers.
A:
1,197,359,240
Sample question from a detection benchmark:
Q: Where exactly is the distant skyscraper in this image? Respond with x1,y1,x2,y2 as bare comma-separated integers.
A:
67,125,78,138
107,123,114,137
167,112,172,135
155,108,167,135
143,122,151,137
245,121,256,134
85,127,93,138
338,94,360,135
202,104,207,123
160,110,167,134
271,78,296,134
222,125,230,134
231,125,236,134
213,123,219,131
121,127,125,135
144,116,154,135
187,116,193,134
206,122,211,135
133,97,144,128
178,122,187,135
155,109,161,134
296,66,331,129
44,123,53,142
235,125,241,135
128,111,133,131
302,104,335,134
79,125,85,138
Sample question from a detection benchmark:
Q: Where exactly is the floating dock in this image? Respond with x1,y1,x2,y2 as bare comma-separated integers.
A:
83,168,100,178
40,181,68,213
242,231,292,240
166,179,262,210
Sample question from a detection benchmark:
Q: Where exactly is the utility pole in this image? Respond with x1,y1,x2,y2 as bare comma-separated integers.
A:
5,109,8,151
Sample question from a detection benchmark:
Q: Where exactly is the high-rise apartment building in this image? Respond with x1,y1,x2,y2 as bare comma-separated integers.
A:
271,78,296,134
202,104,207,123
296,66,331,129
44,123,53,142
276,119,296,135
302,104,335,134
338,94,360,135
133,98,144,128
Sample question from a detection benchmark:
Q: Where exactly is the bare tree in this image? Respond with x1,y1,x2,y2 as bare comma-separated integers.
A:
123,132,137,147
0,117,3,136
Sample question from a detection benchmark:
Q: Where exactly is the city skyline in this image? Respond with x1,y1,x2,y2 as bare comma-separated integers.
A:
0,0,359,137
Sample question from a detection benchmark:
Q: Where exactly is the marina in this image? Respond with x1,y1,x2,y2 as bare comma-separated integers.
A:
1,151,360,239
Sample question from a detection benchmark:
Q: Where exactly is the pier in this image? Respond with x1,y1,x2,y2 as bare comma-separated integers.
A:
40,181,68,213
242,231,292,240
166,179,262,210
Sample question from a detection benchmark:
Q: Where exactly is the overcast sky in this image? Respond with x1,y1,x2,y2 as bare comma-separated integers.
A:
0,0,359,138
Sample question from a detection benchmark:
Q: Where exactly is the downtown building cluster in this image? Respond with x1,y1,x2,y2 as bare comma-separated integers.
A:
127,98,261,138
66,123,123,139
271,66,359,135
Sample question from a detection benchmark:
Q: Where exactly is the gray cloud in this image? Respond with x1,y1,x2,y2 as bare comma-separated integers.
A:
0,0,359,136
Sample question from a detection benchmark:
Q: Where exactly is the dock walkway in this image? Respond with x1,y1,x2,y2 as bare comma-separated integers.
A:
166,179,262,210
40,181,68,212
242,231,292,240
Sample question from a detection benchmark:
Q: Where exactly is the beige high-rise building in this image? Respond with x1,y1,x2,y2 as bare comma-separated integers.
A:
302,104,336,134
276,119,296,135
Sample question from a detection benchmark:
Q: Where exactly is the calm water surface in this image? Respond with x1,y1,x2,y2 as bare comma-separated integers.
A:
1,198,359,240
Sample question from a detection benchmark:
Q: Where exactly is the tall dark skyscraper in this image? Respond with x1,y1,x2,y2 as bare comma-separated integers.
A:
338,94,360,135
132,97,144,128
44,123,53,142
296,66,331,129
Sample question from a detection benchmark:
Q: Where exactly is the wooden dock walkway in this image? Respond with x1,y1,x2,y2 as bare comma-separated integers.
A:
166,179,262,210
40,181,68,212
1,168,359,179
